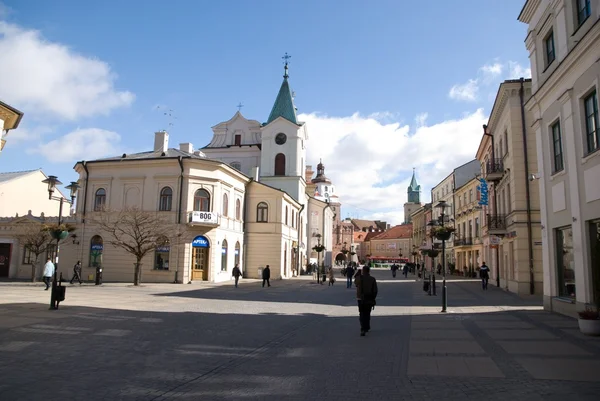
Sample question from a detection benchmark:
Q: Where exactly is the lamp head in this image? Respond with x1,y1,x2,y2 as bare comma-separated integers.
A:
42,175,62,200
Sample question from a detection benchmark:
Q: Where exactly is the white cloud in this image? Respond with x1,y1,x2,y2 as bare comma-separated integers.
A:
0,21,134,120
299,109,487,225
449,79,479,101
5,125,54,144
507,61,531,79
28,128,121,162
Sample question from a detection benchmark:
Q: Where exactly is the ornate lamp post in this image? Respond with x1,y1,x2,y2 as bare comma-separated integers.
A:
313,233,325,284
41,175,79,310
434,200,452,313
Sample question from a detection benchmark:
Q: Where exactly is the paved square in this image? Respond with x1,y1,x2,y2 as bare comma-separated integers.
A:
1,270,600,401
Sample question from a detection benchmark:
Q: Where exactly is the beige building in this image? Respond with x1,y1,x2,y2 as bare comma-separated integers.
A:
519,0,600,314
307,195,334,267
477,79,543,295
453,177,484,275
367,224,413,262
411,203,431,265
0,100,24,154
431,172,455,268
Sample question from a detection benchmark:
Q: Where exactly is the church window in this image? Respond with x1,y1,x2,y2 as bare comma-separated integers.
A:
325,186,328,192
234,135,241,146
222,193,229,217
230,162,241,171
194,189,211,212
275,153,286,176
257,202,268,222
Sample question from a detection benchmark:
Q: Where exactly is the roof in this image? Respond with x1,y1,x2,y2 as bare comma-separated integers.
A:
363,231,382,242
93,148,207,161
0,100,24,130
351,219,380,231
0,169,40,184
408,169,420,191
266,69,298,125
371,224,413,240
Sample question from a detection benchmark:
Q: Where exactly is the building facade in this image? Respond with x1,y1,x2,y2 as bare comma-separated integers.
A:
368,224,413,261
453,177,484,276
0,100,24,154
519,0,600,314
431,172,455,269
411,203,431,266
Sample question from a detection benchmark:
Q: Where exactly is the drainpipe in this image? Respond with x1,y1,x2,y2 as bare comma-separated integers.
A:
82,161,89,223
177,157,184,224
242,181,249,278
483,125,501,288
520,78,535,295
297,204,305,276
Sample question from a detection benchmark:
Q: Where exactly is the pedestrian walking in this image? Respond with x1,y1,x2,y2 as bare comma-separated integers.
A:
479,262,490,290
391,263,398,278
70,260,83,284
232,264,242,288
345,264,355,288
262,265,271,287
328,267,335,286
43,258,55,290
403,263,409,278
355,265,378,336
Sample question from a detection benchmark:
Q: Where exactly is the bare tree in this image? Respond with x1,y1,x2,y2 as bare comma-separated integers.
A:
18,224,53,282
95,207,170,286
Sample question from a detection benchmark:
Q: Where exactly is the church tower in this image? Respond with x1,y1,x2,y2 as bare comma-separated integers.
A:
403,169,421,223
259,55,307,203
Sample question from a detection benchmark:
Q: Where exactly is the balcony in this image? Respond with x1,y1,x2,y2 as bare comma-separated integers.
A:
485,158,504,182
486,214,506,236
454,237,473,247
188,211,220,227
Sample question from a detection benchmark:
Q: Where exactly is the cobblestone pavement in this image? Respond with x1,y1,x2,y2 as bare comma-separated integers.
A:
1,270,600,400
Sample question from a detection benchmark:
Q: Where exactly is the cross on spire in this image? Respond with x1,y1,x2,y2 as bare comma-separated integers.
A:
237,102,244,112
282,52,291,78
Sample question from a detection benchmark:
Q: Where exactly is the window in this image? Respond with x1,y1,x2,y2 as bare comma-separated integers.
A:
230,162,241,171
94,188,106,211
234,134,241,146
544,30,555,67
475,218,480,238
257,202,268,222
507,183,512,214
577,0,591,26
285,205,289,225
275,153,286,176
584,90,599,154
234,241,241,267
22,246,33,265
155,237,170,270
222,193,229,217
504,130,509,154
551,121,564,172
221,239,228,271
159,187,172,211
235,199,241,220
46,244,57,263
89,235,103,267
469,189,473,204
194,189,210,212
556,226,575,298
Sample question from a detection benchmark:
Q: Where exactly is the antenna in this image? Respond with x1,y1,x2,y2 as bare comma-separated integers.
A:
155,106,177,131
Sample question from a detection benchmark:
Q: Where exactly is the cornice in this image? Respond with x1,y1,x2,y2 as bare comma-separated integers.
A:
518,0,541,24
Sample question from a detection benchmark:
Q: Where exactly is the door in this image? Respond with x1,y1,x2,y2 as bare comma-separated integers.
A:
192,247,209,281
0,243,12,277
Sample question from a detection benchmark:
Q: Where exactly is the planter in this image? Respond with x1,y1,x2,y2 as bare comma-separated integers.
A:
578,318,600,336
435,231,452,241
428,250,439,258
50,230,69,240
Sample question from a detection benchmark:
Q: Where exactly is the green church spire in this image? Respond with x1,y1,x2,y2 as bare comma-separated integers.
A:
266,53,298,125
407,168,421,203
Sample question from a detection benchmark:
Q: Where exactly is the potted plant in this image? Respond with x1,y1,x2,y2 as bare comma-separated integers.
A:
428,249,439,258
42,223,76,240
429,225,456,241
312,244,325,253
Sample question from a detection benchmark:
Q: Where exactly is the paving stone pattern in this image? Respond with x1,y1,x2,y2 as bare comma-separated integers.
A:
0,271,599,400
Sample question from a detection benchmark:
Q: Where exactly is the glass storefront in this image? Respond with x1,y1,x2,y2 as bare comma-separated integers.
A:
556,226,575,298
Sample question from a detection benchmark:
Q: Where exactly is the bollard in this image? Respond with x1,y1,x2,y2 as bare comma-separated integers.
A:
95,266,103,285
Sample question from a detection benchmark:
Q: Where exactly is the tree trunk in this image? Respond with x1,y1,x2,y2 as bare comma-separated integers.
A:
133,259,142,286
31,258,38,282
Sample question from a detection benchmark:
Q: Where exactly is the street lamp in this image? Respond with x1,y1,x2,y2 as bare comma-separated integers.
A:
435,200,450,312
41,175,79,310
426,220,438,296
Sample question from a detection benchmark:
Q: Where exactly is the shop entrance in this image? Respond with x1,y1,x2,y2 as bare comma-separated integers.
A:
191,235,210,281
0,243,11,277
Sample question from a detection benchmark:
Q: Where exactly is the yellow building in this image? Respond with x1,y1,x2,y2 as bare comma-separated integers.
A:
411,203,431,265
453,177,483,275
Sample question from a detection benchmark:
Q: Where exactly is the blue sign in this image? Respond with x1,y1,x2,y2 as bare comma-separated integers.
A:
91,244,104,251
192,235,210,248
156,245,170,252
477,178,489,206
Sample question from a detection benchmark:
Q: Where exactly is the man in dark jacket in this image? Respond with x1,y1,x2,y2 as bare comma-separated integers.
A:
262,265,271,287
232,264,242,288
355,265,378,336
479,262,490,290
345,264,355,288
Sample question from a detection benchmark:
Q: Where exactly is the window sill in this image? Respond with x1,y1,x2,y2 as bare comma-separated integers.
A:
581,148,600,165
542,60,555,74
550,169,567,181
572,16,590,37
553,296,576,304
152,269,171,272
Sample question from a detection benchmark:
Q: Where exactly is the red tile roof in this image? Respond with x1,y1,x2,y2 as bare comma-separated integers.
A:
371,224,413,240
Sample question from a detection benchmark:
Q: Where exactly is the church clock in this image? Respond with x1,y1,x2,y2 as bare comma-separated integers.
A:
275,133,287,145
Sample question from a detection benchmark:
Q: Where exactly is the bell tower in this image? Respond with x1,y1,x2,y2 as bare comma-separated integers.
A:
404,168,421,223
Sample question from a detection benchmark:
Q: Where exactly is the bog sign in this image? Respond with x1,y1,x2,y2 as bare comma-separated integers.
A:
190,211,218,225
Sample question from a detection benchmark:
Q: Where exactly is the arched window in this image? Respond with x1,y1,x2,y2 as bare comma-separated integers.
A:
94,188,106,211
234,241,241,267
154,236,170,270
194,189,210,212
257,202,268,222
159,187,172,211
230,162,241,171
285,205,289,225
222,193,229,217
89,235,103,267
221,239,228,271
235,199,241,220
274,153,286,176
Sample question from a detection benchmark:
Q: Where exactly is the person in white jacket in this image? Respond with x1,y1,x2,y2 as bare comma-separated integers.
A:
43,258,55,290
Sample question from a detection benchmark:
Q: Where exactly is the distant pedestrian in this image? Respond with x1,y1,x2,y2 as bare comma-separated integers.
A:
479,262,490,290
70,260,83,284
262,265,271,287
345,264,355,288
328,267,335,286
391,263,398,278
403,263,409,278
232,264,242,288
43,258,55,290
355,265,378,336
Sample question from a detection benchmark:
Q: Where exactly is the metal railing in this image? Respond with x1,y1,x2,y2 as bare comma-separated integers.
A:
485,158,504,176
486,214,507,230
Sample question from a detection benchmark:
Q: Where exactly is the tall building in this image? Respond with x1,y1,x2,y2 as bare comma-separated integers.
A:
404,169,422,223
519,0,600,316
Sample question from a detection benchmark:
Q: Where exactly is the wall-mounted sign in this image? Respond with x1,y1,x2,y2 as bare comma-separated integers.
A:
156,245,170,252
192,235,210,248
190,211,218,225
91,244,104,251
477,178,489,206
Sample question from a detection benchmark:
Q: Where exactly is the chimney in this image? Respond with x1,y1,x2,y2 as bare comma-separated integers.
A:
250,166,260,181
154,131,169,152
180,143,194,153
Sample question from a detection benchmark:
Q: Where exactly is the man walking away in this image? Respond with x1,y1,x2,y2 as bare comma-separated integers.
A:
391,263,398,278
403,263,409,278
232,264,242,288
70,260,83,285
355,265,378,336
345,264,355,289
262,265,271,287
480,262,490,290
43,258,55,290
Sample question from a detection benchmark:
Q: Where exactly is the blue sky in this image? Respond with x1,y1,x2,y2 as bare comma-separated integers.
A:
0,0,531,224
